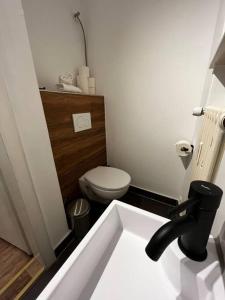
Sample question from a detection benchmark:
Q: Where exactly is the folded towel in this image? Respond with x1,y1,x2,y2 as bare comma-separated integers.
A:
59,73,74,85
56,83,82,93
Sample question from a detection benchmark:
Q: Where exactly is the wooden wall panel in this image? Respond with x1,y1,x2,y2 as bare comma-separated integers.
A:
40,91,107,204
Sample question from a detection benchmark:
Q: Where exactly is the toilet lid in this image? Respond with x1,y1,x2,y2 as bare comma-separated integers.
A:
84,166,131,191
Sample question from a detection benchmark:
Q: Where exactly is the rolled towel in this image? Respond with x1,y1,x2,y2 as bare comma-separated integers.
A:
56,83,82,93
59,72,74,85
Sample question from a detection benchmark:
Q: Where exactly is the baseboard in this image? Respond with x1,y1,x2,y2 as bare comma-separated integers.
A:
54,231,75,257
129,185,178,207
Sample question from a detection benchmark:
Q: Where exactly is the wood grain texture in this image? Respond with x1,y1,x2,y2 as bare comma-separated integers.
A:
0,256,44,300
0,238,31,290
40,91,107,203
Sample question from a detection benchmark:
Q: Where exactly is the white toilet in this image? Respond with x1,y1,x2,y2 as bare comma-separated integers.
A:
79,166,131,204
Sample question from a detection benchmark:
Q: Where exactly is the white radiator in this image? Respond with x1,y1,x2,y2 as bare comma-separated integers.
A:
191,106,225,182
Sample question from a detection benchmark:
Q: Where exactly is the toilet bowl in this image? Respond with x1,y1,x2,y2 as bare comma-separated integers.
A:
79,166,131,204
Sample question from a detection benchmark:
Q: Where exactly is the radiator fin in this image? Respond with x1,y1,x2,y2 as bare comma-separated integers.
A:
191,107,225,182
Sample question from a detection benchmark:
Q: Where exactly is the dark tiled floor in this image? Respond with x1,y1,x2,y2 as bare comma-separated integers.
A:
90,187,177,227
121,189,177,218
22,189,177,300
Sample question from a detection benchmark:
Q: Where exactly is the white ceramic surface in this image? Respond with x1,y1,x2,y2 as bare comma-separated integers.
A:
37,201,225,300
90,184,129,201
84,167,131,190
79,168,130,203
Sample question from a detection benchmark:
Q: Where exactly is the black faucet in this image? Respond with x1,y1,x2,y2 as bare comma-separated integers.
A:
145,181,223,262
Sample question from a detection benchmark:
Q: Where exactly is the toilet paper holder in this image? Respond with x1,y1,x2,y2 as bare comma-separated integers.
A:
176,140,194,157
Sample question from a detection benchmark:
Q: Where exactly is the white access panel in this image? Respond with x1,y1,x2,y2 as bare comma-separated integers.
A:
72,113,92,132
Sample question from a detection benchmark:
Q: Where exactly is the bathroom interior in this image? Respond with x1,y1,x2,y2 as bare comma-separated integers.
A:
1,0,225,299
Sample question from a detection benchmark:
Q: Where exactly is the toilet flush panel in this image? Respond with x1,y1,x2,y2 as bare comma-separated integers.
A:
72,113,92,132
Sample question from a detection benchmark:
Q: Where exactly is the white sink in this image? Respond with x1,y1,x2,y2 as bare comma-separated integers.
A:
37,201,225,300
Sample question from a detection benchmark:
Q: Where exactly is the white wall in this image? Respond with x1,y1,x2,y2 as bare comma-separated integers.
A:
0,0,69,253
83,0,220,200
0,171,30,254
22,0,84,90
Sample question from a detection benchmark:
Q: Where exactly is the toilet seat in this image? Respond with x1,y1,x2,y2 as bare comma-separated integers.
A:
84,166,131,191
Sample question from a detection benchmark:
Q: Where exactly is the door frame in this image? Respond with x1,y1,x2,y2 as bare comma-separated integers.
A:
0,0,64,266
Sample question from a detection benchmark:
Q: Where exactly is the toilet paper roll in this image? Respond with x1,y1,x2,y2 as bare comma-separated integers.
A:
76,76,81,88
77,75,89,94
176,140,193,157
193,107,204,116
89,87,96,95
88,77,96,88
79,66,90,77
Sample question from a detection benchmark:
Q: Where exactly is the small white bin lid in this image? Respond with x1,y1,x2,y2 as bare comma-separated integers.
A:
84,166,131,191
